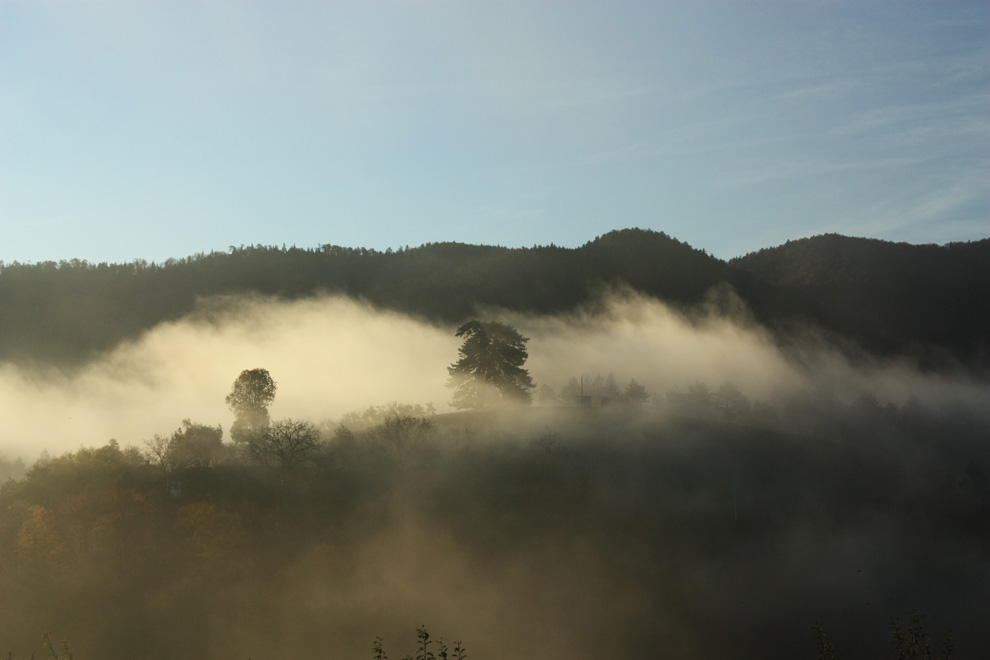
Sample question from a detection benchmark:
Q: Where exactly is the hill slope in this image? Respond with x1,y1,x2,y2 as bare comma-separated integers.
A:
731,234,990,370
0,229,734,366
0,229,987,374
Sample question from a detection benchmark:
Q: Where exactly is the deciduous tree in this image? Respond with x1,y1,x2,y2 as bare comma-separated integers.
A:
144,419,223,475
226,368,276,443
246,418,322,470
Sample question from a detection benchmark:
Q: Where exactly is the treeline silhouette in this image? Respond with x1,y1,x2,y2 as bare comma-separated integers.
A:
3,228,984,372
0,230,728,366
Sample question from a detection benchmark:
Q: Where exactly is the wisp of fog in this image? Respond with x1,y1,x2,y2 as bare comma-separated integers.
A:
1,289,987,459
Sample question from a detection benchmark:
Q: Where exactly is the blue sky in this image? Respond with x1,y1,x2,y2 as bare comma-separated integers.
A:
1,0,987,264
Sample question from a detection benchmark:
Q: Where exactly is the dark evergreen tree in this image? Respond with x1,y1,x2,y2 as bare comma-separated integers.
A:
447,320,535,409
715,381,751,420
601,372,622,403
622,378,650,405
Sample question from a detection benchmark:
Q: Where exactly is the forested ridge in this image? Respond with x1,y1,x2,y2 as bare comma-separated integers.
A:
1,228,987,372
0,229,729,366
731,234,990,369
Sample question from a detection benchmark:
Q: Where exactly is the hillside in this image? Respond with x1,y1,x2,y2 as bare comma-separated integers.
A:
0,229,987,374
731,234,990,371
0,229,735,366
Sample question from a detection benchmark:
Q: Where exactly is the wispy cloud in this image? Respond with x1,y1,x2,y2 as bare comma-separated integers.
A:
835,164,990,241
829,94,990,143
711,157,924,190
579,140,649,166
767,77,857,102
479,205,547,221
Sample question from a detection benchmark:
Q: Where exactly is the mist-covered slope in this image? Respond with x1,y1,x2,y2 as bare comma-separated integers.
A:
0,229,986,374
0,229,734,366
731,234,990,371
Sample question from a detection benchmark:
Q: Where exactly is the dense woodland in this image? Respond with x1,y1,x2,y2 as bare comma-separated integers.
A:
2,229,987,374
1,228,988,659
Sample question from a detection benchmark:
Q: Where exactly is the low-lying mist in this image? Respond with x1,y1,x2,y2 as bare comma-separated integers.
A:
2,288,989,660
1,288,986,459
0,295,455,459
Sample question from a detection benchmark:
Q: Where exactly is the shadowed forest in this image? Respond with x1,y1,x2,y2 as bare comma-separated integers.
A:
1,229,988,659
2,229,988,373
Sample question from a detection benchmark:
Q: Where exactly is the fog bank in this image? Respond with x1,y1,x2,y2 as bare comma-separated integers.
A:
2,289,987,459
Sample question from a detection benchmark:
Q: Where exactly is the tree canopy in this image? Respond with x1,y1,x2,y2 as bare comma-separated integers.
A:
446,320,535,409
144,419,223,475
246,418,322,470
226,368,277,442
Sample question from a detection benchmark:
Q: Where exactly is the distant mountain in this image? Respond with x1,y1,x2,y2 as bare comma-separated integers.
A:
0,229,987,375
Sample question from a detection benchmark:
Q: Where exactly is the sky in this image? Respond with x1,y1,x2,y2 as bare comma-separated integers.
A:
1,0,987,265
